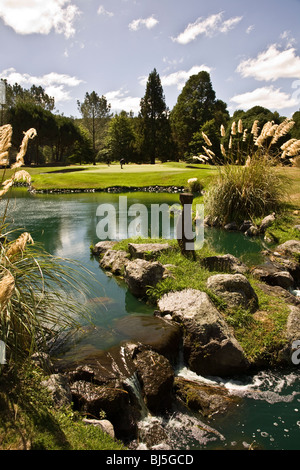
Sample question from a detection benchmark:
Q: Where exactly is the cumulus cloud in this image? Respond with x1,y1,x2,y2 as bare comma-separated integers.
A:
0,0,81,38
231,86,298,110
161,65,212,90
97,5,114,17
106,89,140,115
237,44,300,81
1,67,84,103
172,12,242,45
129,15,158,31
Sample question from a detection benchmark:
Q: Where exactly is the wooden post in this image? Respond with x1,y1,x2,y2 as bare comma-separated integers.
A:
177,192,195,258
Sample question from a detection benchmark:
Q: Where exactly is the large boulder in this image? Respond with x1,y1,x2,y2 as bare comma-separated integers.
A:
92,240,118,256
200,254,248,275
157,289,249,377
259,213,276,233
251,264,295,290
132,348,174,414
207,273,259,312
128,243,171,260
174,377,241,417
100,249,130,275
124,258,165,297
276,240,300,256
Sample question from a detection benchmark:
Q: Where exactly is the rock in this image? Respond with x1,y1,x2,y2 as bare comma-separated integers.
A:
224,222,238,231
259,213,276,233
256,283,300,307
200,254,248,275
245,225,259,237
174,377,241,417
239,220,252,232
251,264,295,290
133,349,174,413
71,380,138,440
92,241,118,255
99,249,129,275
294,225,300,232
115,315,182,365
158,289,249,377
124,259,165,297
83,419,115,439
278,306,300,364
41,374,72,408
207,274,259,312
276,240,300,256
137,419,170,449
128,243,170,260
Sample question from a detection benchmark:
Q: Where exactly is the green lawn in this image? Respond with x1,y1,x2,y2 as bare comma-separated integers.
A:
1,162,217,191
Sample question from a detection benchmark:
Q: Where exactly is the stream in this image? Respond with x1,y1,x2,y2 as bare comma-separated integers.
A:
2,189,300,450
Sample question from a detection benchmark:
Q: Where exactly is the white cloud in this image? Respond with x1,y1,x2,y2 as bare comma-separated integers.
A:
161,65,212,90
106,89,140,114
231,86,298,110
129,15,158,31
0,0,80,38
237,44,300,81
97,5,114,17
172,12,242,45
246,25,255,34
1,68,84,103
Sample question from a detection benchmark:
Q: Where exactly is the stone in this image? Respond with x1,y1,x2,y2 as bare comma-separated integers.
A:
224,222,238,231
158,289,249,377
174,377,241,417
99,249,130,275
41,374,72,408
276,240,300,256
239,220,252,232
251,264,295,290
83,418,115,439
278,306,300,364
124,258,165,297
245,225,259,237
256,283,300,307
92,241,118,255
31,352,54,373
200,254,248,275
294,225,300,232
259,213,276,233
128,243,170,260
207,274,259,312
133,349,174,413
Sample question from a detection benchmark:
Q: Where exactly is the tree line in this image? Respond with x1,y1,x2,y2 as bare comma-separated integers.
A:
1,69,300,166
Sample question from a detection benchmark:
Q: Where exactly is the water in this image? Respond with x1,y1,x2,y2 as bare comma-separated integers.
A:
1,189,300,450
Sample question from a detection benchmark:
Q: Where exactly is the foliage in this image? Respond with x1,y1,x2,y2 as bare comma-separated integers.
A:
170,71,228,157
77,91,112,165
139,69,175,164
106,111,137,163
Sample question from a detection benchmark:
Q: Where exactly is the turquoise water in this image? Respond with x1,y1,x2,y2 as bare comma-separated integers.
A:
2,189,300,450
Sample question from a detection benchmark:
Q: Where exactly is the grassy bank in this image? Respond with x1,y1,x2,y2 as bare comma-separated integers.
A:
112,237,292,366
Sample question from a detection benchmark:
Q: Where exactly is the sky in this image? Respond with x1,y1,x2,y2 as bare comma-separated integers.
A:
1,0,300,119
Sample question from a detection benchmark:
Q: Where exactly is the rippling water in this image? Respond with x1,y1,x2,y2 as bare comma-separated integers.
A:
2,189,300,450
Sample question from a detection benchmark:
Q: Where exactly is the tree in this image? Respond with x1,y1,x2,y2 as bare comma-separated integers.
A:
169,71,217,156
139,69,173,164
1,79,55,111
107,111,137,163
77,91,112,165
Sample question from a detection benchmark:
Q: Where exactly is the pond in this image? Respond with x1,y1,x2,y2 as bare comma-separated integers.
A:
2,189,300,450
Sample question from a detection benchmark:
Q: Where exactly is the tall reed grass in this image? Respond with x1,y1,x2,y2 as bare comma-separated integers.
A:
203,118,296,225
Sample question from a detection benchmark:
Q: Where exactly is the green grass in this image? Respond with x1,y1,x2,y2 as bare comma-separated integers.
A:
113,237,291,365
0,162,217,191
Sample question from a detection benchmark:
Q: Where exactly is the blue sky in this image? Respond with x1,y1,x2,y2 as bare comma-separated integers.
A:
1,0,300,118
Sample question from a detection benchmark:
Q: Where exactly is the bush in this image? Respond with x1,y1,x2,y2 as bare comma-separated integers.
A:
204,156,290,225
